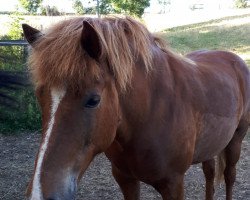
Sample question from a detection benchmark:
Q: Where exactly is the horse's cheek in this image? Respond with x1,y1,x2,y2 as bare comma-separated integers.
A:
91,104,118,151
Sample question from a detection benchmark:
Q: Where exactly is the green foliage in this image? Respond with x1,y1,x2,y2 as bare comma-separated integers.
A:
0,14,25,71
111,0,150,17
0,14,41,134
0,87,41,134
0,52,41,134
19,0,42,14
84,7,97,14
89,0,150,17
99,0,114,15
7,14,24,40
235,0,248,8
73,0,84,14
40,5,61,16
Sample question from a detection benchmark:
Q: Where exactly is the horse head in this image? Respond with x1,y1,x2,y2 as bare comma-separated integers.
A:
23,21,120,200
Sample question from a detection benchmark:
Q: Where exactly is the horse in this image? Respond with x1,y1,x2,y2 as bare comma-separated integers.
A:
0,71,25,108
22,16,250,200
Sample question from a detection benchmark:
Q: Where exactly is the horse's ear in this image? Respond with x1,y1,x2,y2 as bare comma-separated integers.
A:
81,21,101,61
22,24,41,47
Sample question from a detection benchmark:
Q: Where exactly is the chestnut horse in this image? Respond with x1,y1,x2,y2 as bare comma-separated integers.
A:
22,17,250,200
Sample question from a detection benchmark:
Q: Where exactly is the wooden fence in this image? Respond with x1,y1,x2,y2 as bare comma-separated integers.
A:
0,40,28,71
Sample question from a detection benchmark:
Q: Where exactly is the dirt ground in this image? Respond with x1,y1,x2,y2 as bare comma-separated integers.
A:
0,132,249,200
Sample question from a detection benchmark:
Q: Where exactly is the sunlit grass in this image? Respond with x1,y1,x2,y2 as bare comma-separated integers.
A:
160,14,250,66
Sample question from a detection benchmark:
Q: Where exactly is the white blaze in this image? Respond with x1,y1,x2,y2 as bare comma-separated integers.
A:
30,88,66,200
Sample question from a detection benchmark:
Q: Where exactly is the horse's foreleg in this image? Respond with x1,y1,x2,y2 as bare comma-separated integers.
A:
202,159,215,200
111,164,140,200
152,175,184,200
224,122,248,200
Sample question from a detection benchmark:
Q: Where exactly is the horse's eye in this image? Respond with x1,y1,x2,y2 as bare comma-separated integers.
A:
84,95,101,108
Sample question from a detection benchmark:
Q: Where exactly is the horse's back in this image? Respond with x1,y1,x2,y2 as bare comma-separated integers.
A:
187,50,250,119
185,50,250,162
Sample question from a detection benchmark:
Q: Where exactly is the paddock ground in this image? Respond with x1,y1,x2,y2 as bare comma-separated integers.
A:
0,131,249,200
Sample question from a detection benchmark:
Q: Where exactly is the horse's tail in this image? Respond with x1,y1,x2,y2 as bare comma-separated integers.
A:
215,150,226,184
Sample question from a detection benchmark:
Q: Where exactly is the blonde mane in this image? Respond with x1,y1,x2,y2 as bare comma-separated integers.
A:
28,16,172,90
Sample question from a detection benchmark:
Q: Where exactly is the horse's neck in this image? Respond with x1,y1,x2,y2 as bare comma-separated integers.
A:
116,50,178,144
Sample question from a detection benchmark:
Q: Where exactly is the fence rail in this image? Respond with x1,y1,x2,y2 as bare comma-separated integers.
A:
0,39,29,71
0,40,28,46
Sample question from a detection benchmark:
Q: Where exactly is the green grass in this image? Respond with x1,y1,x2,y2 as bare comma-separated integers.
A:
160,14,250,65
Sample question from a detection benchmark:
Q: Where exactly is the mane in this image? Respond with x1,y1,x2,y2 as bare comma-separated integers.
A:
28,16,182,91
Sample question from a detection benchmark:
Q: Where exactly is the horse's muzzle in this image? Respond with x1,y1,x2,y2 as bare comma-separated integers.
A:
45,195,75,200
44,181,77,200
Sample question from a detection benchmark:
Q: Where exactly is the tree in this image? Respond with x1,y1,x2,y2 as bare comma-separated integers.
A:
73,0,84,14
234,0,247,8
158,0,171,13
112,0,150,17
41,5,61,16
99,0,114,15
19,0,42,14
89,0,150,17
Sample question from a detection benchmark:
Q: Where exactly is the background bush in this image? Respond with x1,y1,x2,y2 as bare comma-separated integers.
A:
235,0,248,8
0,14,41,134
